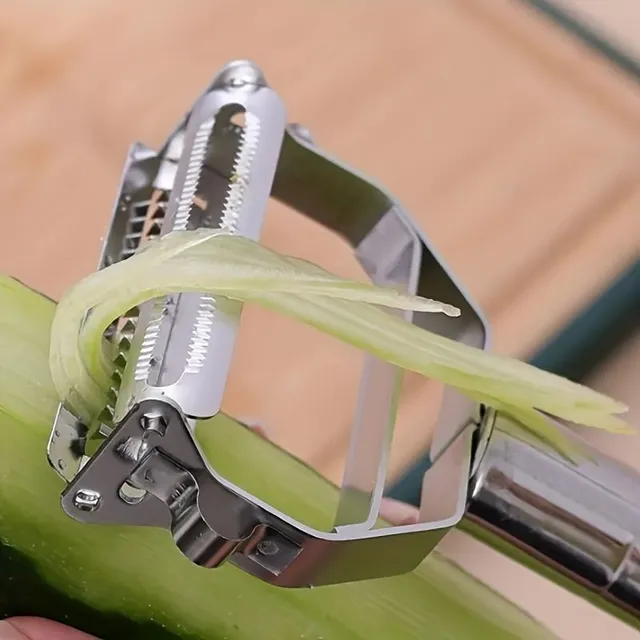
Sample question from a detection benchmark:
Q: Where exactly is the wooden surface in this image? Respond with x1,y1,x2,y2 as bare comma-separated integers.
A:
0,0,639,485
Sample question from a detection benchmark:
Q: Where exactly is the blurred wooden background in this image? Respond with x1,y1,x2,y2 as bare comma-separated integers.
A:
0,2,638,637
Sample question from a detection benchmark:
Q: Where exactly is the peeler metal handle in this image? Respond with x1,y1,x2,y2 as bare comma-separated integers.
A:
466,422,640,623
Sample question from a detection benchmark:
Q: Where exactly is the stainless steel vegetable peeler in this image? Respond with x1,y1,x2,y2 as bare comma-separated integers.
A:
47,60,639,623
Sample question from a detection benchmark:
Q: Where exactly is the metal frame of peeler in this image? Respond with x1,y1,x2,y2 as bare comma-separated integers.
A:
46,61,639,621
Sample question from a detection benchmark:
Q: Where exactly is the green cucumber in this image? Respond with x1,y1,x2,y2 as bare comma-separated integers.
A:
0,276,553,639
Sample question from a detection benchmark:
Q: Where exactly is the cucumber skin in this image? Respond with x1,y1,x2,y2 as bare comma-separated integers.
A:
0,276,554,640
0,546,186,640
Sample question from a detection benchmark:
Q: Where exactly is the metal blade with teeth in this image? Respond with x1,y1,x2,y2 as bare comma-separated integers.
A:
46,59,640,617
114,61,287,423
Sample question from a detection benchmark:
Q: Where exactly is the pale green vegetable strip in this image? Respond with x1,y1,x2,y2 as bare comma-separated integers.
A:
466,393,591,463
50,231,460,423
50,230,632,447
491,412,596,464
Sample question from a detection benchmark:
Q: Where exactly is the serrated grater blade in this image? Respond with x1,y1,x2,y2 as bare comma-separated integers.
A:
114,61,287,422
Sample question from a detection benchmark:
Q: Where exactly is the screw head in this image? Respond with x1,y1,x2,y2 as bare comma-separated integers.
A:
212,60,266,90
289,123,314,146
73,489,101,512
118,481,146,505
140,413,167,436
257,539,280,557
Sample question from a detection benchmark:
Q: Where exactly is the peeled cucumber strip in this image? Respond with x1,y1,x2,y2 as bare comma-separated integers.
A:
49,231,632,461
0,275,554,640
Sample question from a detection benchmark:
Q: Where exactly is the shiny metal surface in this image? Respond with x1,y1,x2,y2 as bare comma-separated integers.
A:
116,60,287,423
48,404,89,483
46,59,640,619
466,421,640,621
60,400,462,587
50,59,490,587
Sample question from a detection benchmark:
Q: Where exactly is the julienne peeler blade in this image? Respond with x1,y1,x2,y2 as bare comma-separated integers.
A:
114,61,287,424
50,58,494,588
51,56,492,587
44,61,640,616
